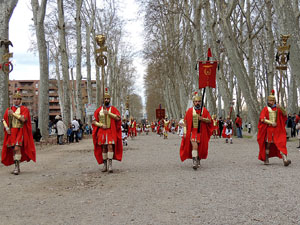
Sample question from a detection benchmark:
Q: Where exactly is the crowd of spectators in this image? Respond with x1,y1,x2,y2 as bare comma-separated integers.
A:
32,116,93,145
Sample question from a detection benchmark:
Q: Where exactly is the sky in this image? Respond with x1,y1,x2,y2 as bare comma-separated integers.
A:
9,0,145,100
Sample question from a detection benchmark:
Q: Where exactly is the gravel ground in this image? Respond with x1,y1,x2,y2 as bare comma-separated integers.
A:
0,133,299,225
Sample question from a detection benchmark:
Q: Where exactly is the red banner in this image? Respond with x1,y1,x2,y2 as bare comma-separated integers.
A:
156,109,165,120
199,61,217,89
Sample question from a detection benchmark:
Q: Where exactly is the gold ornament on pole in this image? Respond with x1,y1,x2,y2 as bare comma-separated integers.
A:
275,34,290,105
0,39,14,106
95,34,108,104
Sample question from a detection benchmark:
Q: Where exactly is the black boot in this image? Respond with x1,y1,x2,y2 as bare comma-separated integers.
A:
108,159,113,173
101,160,107,172
192,157,198,170
264,154,269,165
282,154,291,167
13,160,20,175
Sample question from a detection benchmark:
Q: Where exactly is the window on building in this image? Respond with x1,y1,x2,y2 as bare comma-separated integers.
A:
35,83,38,88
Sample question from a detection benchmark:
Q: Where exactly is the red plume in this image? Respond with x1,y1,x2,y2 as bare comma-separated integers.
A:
17,88,20,91
194,92,198,95
271,89,275,95
105,88,108,92
207,48,212,58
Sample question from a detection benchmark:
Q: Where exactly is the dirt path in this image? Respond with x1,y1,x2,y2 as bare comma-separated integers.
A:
0,133,299,225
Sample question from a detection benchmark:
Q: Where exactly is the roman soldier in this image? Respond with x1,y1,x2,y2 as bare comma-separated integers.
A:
92,88,123,173
180,92,212,170
129,117,137,138
1,89,36,175
212,115,218,139
163,116,170,139
257,90,291,166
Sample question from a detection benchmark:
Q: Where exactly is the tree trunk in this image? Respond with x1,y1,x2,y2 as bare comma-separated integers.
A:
0,0,18,141
57,0,71,127
265,0,275,97
216,1,260,133
31,0,49,140
75,0,83,121
85,22,92,125
53,52,64,118
70,67,76,119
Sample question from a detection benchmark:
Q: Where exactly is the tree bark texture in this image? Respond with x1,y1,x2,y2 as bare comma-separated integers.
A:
0,0,18,141
31,0,49,140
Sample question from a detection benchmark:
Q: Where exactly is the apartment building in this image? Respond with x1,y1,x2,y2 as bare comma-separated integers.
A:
9,80,97,120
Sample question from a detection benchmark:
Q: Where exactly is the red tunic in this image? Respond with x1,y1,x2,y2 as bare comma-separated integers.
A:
212,119,218,134
1,106,36,166
129,120,137,136
92,106,123,164
180,107,212,161
257,106,287,161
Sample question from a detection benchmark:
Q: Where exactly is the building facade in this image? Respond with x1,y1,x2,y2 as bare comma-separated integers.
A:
9,80,97,120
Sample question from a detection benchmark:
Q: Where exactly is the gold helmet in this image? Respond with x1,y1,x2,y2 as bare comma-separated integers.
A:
104,87,110,99
192,92,202,102
267,89,276,101
13,88,22,99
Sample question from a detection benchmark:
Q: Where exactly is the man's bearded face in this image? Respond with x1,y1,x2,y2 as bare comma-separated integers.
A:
193,100,201,108
104,98,110,106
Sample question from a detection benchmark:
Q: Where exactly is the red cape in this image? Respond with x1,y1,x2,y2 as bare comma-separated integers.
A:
132,121,137,136
92,106,123,164
180,107,212,161
1,106,36,166
257,106,287,161
222,125,231,138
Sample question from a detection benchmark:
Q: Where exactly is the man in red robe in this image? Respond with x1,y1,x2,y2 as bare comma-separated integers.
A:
129,118,137,138
257,90,291,166
235,115,243,138
92,88,123,173
1,89,36,175
180,92,212,170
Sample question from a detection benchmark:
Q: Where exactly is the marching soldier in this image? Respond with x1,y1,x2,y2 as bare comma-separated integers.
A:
257,90,291,166
1,89,36,175
92,88,123,173
180,92,212,170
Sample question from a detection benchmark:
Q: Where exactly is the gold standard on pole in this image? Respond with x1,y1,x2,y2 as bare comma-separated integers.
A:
95,34,108,104
275,34,290,106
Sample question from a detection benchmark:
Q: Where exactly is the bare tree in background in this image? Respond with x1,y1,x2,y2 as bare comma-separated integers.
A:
0,0,18,141
31,0,49,140
57,0,71,126
75,0,83,121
